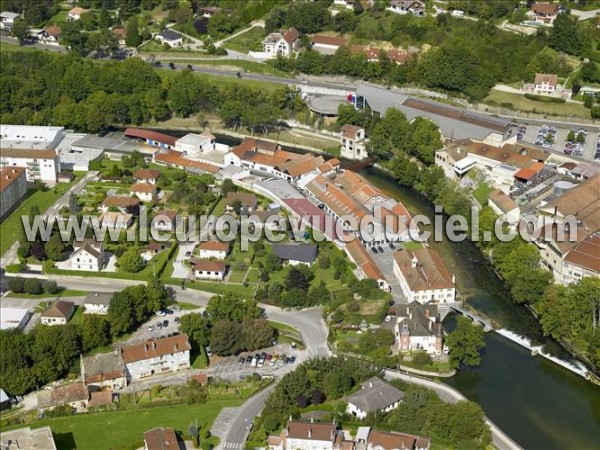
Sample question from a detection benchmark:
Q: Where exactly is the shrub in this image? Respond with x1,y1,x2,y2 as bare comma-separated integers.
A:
43,281,60,294
412,351,433,367
24,278,44,295
7,277,25,293
523,93,566,104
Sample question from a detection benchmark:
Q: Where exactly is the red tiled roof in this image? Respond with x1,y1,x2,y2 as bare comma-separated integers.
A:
488,189,517,213
0,167,25,193
44,25,61,37
121,335,191,364
199,241,230,252
534,73,558,86
311,35,347,47
144,428,179,450
532,3,558,15
193,260,226,272
134,169,161,180
285,421,335,441
88,390,113,408
283,28,299,44
564,236,600,273
0,148,58,159
154,151,220,173
102,196,140,208
125,128,177,147
341,124,362,139
130,182,157,194
393,248,455,291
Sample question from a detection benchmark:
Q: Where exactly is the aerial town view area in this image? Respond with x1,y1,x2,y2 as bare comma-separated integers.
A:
0,1,599,449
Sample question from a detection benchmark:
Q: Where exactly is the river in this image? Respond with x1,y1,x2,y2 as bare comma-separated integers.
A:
359,167,600,450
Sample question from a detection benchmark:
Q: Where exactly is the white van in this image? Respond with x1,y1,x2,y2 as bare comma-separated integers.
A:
452,10,464,17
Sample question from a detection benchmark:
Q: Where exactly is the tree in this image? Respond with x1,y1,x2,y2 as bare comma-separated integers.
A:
241,318,274,351
206,294,261,322
285,266,310,292
45,233,66,261
210,320,241,355
118,247,145,273
126,17,142,47
180,313,210,348
11,19,29,45
592,106,600,120
221,179,236,197
333,11,357,33
81,315,111,352
413,351,433,367
43,281,60,294
24,278,43,295
445,316,486,369
549,13,582,55
584,95,593,109
510,269,553,304
7,277,25,293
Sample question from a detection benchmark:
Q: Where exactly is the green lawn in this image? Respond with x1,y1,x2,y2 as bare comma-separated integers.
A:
222,26,265,53
0,42,37,53
18,400,237,450
161,58,288,77
182,280,253,298
69,306,85,325
0,180,79,255
191,346,208,369
210,197,226,216
403,241,423,251
485,89,592,119
472,183,494,206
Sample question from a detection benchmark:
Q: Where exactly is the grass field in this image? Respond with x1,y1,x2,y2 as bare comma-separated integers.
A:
18,400,238,450
0,180,78,255
160,58,288,77
402,241,423,251
0,41,37,53
222,27,265,53
472,183,494,205
486,89,591,119
159,68,281,92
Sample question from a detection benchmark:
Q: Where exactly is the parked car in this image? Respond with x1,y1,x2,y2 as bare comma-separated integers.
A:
371,247,379,254
266,354,272,361
174,317,180,324
251,357,257,367
162,320,169,327
147,325,155,331
377,246,384,253
291,342,297,350
239,357,245,365
258,358,265,368
289,356,296,364
389,242,395,249
246,355,253,364
155,310,166,317
205,346,213,357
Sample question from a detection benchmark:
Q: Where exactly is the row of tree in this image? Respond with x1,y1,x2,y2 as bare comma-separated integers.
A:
179,294,275,357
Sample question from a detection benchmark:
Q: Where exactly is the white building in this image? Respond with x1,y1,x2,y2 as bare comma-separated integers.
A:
134,169,161,185
268,420,339,450
395,302,444,355
333,0,354,10
345,377,405,420
527,2,559,25
130,183,156,202
0,427,58,450
69,240,105,271
388,0,426,16
193,260,226,280
198,241,230,259
392,248,456,304
0,149,60,184
153,210,177,232
40,301,75,326
0,125,65,149
488,189,520,226
0,11,20,30
155,29,183,47
83,292,112,315
67,7,88,21
81,352,127,390
100,212,133,229
0,166,27,220
262,28,300,58
533,73,558,95
340,124,367,160
311,35,347,55
122,334,191,380
175,132,216,155
0,307,31,331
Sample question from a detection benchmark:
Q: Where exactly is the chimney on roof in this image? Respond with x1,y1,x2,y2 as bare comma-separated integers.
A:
174,343,178,352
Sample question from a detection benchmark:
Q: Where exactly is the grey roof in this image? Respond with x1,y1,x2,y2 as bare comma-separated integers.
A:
345,377,405,412
271,243,317,263
396,302,443,337
355,84,517,141
84,292,113,306
158,29,182,42
81,352,125,381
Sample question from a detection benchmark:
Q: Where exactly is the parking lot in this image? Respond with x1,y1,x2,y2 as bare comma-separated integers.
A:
368,242,406,305
121,306,201,345
521,124,599,162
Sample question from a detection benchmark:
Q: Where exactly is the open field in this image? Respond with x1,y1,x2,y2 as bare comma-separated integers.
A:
13,400,238,450
222,27,265,53
158,68,282,92
0,179,79,255
160,58,288,77
485,90,591,119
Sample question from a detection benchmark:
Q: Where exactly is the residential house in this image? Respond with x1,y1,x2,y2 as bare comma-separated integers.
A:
262,28,300,58
388,0,426,16
393,302,444,355
175,132,216,155
81,352,127,390
252,209,288,231
70,239,105,271
112,27,126,47
67,7,88,21
340,125,368,160
100,196,140,214
154,150,220,174
193,260,227,280
333,0,354,10
37,382,89,412
153,210,178,231
527,2,559,25
200,6,221,18
0,11,19,30
272,243,318,266
88,389,114,408
533,73,558,95
144,427,180,450
226,192,257,213
40,301,75,326
0,148,60,184
134,168,161,184
488,189,520,226
311,35,347,55
147,241,171,257
130,182,157,201
393,248,456,304
42,25,61,45
345,377,405,420
121,334,191,380
100,212,133,229
362,427,431,450
0,427,58,450
198,241,230,259
155,29,183,47
268,420,340,450
83,292,112,315
0,167,27,220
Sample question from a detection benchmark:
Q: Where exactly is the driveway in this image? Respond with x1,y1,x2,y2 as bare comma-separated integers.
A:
171,241,196,279
370,244,406,304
